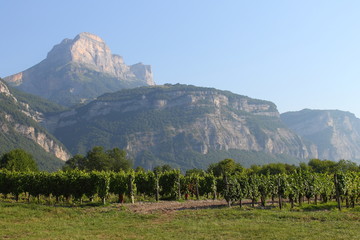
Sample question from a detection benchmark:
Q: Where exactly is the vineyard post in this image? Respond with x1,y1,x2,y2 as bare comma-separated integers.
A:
213,181,217,201
224,174,231,207
334,173,341,211
278,177,282,210
195,177,200,200
155,172,160,202
211,174,217,200
129,174,135,204
177,172,181,200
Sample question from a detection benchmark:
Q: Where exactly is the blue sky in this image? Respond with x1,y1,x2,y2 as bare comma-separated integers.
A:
1,1,360,117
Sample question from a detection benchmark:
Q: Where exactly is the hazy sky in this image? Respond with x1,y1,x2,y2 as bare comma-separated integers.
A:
1,1,360,117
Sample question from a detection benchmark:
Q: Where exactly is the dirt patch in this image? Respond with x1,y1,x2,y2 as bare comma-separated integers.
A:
120,199,228,214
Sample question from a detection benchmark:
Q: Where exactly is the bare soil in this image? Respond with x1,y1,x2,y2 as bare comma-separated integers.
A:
122,199,229,214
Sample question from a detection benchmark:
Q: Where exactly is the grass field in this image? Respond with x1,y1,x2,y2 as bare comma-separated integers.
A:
1,201,360,240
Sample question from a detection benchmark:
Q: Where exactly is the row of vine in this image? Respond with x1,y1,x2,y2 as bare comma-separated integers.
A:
0,169,359,209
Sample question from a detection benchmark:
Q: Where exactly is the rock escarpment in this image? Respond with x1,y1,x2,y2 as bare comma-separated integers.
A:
281,109,360,162
4,32,154,106
0,79,71,170
45,84,317,169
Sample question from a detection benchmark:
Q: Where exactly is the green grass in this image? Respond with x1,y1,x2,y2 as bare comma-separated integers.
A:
1,202,360,239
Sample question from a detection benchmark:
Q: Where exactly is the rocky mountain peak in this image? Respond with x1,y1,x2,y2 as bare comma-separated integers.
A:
75,32,105,42
46,32,122,74
4,33,155,106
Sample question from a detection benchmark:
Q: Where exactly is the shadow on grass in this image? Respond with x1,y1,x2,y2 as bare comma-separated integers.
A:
299,202,338,211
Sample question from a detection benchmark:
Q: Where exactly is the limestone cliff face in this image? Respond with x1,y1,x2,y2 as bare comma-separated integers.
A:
46,84,317,169
12,123,70,161
0,80,70,162
281,109,360,162
4,32,154,106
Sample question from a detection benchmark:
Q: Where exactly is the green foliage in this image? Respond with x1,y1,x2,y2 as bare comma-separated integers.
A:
222,175,241,206
308,159,337,173
0,149,38,172
153,164,173,174
0,164,360,209
255,163,297,175
207,158,243,177
199,172,217,197
135,171,157,197
64,146,132,171
247,174,261,205
336,159,360,173
159,170,181,199
91,171,111,204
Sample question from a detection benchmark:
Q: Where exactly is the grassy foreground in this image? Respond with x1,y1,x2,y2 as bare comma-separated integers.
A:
1,202,360,240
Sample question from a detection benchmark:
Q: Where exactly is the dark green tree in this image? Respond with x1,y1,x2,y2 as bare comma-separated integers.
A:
63,147,132,171
153,164,172,174
63,154,87,171
86,146,111,171
0,149,38,172
107,148,132,171
207,159,243,177
335,160,359,173
308,159,337,173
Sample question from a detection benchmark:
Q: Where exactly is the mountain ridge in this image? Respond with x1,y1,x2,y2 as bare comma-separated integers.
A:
281,109,360,163
44,84,317,169
4,32,155,106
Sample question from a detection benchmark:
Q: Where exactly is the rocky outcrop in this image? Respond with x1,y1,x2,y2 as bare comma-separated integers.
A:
12,124,70,161
0,79,71,162
46,84,317,169
281,109,360,162
4,32,155,106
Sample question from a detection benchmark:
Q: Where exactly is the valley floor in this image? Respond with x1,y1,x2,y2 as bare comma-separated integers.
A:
1,200,360,239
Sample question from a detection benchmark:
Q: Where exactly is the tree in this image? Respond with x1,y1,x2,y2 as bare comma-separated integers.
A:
63,147,132,171
107,148,132,171
308,159,337,173
0,149,38,171
86,146,111,171
153,164,172,174
63,154,87,171
257,163,287,175
185,168,205,176
207,159,243,177
335,160,359,173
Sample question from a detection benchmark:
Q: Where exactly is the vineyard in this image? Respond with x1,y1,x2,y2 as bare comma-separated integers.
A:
1,169,359,210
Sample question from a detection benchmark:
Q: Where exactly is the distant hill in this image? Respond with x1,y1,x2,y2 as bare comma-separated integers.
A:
4,32,155,106
281,109,360,163
44,84,316,170
0,79,70,171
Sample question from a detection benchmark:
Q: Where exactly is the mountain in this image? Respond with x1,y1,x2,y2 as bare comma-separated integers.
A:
281,109,360,163
43,84,317,170
4,32,155,106
0,79,71,171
